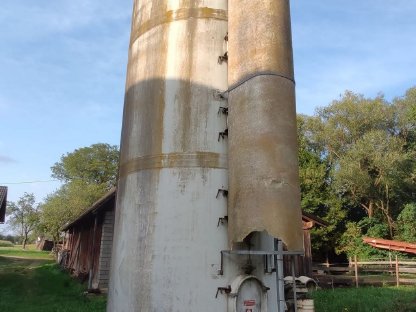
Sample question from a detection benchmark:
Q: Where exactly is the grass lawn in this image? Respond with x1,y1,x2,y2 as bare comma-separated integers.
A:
313,286,416,312
0,245,53,260
0,247,106,312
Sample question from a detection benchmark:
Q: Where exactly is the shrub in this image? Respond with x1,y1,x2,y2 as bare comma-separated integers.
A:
0,240,14,247
396,203,416,242
336,221,389,260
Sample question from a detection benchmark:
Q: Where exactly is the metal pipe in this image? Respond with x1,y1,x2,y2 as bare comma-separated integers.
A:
275,239,286,312
291,256,298,312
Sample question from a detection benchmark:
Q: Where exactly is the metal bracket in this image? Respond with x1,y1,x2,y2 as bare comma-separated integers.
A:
218,128,228,141
264,254,276,274
215,285,231,298
218,52,228,64
216,189,228,198
214,90,228,101
219,250,304,276
218,106,228,115
217,216,228,227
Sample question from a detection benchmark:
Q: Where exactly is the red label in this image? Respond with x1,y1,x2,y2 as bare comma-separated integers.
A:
245,309,253,312
244,299,256,306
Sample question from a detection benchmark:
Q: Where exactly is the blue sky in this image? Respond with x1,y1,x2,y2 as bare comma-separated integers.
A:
1,1,415,232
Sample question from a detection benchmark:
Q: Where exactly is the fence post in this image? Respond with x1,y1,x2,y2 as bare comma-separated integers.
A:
389,252,392,268
325,253,330,268
354,255,359,288
395,255,399,287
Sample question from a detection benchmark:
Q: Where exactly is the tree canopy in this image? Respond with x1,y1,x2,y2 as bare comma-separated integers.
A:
39,143,119,243
299,87,416,259
39,181,108,242
51,143,119,187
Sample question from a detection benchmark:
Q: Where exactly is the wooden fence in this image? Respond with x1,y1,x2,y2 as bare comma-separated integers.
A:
313,257,416,288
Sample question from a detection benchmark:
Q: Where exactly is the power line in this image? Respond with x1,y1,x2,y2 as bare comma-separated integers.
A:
0,180,59,185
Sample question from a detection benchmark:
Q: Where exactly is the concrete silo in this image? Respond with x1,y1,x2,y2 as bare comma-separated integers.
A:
108,1,303,311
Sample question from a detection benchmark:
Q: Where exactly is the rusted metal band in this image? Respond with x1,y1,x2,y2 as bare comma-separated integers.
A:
130,7,228,46
119,152,228,177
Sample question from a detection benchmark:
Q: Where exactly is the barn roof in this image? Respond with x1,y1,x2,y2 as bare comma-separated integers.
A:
61,187,116,231
0,186,7,223
301,210,328,227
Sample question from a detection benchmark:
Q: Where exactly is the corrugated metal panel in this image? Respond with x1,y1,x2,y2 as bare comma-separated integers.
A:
363,237,416,254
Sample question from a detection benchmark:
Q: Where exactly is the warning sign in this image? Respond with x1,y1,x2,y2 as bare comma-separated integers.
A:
244,299,256,306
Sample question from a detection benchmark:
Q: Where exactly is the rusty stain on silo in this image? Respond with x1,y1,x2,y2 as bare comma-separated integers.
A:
108,1,230,310
227,0,304,251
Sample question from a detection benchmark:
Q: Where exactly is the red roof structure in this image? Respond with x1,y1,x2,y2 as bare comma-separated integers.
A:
363,237,416,255
0,186,7,223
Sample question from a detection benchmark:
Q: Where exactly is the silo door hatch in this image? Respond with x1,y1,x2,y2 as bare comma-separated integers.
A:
236,278,262,312
228,275,268,312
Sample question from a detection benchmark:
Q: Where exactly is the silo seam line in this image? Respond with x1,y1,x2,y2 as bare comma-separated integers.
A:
119,152,228,178
224,71,296,97
130,8,228,46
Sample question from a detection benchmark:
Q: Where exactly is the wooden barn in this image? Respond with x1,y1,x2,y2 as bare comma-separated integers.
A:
61,188,115,292
284,211,327,277
36,238,54,251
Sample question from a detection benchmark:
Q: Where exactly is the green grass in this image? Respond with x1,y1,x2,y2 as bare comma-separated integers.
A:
0,245,53,260
0,250,106,312
312,286,416,312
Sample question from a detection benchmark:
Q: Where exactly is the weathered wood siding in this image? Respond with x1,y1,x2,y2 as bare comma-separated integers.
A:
283,220,313,276
97,209,115,290
62,189,116,291
65,217,103,287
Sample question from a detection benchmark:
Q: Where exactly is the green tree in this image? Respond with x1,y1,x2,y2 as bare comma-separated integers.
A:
334,130,411,235
394,87,416,151
310,91,415,236
40,181,108,243
51,143,119,187
297,115,330,216
312,91,395,160
395,203,416,242
297,115,347,259
7,193,40,249
394,87,416,192
40,143,119,244
337,219,389,260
